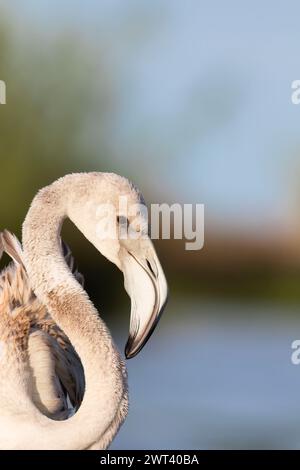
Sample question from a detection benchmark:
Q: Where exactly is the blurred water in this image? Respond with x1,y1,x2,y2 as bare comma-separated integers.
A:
111,300,300,450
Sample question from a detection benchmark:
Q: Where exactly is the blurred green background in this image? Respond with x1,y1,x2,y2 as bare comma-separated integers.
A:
1,0,300,449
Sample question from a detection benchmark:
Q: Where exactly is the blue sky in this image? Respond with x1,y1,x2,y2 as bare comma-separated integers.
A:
2,0,300,231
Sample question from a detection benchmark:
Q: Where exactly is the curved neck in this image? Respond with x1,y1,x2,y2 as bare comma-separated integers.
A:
21,178,125,450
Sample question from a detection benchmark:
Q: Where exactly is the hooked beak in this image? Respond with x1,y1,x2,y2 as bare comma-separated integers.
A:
122,241,168,359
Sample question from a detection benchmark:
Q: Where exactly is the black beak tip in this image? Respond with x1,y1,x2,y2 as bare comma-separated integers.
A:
125,351,133,360
125,335,145,359
125,338,136,360
125,348,137,360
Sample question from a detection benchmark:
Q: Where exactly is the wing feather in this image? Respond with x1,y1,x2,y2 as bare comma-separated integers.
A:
0,231,85,418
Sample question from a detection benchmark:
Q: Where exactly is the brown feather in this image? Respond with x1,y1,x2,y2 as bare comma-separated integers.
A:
0,231,85,419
